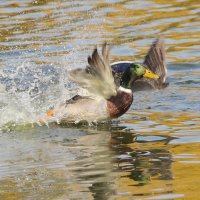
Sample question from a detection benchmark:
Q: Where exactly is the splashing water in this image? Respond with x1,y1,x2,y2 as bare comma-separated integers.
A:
0,50,90,130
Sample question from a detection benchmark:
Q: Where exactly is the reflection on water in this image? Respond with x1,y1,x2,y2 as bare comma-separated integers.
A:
0,0,200,199
1,117,200,199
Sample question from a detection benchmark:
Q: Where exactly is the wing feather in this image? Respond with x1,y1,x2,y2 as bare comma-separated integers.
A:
143,35,167,84
68,43,117,99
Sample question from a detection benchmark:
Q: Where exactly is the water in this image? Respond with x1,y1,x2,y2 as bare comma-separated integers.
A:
0,0,200,199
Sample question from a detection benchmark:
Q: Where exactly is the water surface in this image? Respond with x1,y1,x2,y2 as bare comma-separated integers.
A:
0,0,200,199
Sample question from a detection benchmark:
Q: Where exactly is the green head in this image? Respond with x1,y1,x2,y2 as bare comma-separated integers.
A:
121,63,159,89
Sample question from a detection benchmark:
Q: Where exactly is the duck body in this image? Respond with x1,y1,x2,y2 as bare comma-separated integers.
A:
45,86,133,123
48,95,109,122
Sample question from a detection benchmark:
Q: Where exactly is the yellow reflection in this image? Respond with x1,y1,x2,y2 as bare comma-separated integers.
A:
113,110,200,199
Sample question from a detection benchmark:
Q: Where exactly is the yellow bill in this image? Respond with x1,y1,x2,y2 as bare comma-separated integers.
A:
143,69,159,79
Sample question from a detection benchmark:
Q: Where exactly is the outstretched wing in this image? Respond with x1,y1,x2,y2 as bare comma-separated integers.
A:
68,43,117,99
143,35,167,88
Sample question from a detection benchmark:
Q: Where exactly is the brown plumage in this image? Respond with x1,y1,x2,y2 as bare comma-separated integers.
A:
143,35,168,89
107,90,133,118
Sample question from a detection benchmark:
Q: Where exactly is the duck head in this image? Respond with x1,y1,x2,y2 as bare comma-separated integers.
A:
121,63,159,89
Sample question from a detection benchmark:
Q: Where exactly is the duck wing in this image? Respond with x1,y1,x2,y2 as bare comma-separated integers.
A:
68,43,117,99
130,36,168,91
143,35,168,89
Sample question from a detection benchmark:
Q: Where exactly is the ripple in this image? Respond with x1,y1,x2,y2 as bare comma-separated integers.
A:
0,0,200,199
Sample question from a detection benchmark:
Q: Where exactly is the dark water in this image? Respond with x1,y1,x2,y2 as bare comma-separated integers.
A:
0,0,200,199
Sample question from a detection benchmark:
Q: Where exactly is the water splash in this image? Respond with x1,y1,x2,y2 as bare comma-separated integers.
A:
0,54,85,130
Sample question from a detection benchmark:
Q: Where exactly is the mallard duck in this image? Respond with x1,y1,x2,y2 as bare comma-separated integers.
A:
111,36,168,91
39,43,159,124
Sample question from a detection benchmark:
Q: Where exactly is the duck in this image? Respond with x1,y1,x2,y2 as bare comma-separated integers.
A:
111,35,168,91
39,43,159,124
